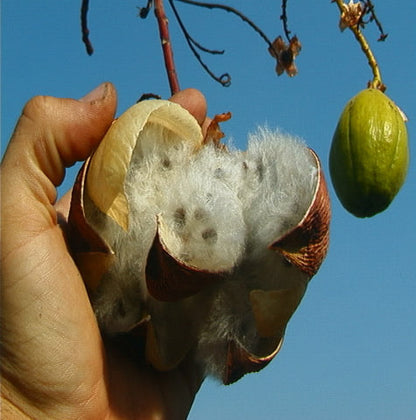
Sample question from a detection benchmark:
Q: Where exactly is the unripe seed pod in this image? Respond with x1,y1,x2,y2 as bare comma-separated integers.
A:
329,88,409,217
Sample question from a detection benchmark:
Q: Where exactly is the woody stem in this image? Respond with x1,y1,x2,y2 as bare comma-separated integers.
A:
154,0,180,94
333,0,383,90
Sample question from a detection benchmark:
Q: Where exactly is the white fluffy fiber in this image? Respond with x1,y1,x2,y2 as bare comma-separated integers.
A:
150,127,317,273
242,128,317,255
88,125,318,370
158,161,245,271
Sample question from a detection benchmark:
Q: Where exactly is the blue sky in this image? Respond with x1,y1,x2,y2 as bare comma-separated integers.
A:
2,1,415,419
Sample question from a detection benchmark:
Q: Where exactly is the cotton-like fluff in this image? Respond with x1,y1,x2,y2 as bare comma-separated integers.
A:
71,99,330,385
85,129,247,333
158,144,246,272
193,129,316,380
85,121,199,333
241,128,317,255
82,190,153,333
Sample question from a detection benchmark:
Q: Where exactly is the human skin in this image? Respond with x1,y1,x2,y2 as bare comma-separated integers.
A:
0,83,208,419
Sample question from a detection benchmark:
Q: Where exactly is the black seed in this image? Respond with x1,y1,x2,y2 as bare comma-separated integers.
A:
162,157,171,169
173,208,186,228
202,228,217,244
214,167,225,178
256,160,264,181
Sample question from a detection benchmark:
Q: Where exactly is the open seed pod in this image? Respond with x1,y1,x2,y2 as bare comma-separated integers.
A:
68,99,330,384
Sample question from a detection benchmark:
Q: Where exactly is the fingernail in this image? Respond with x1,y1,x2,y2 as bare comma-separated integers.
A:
80,82,108,104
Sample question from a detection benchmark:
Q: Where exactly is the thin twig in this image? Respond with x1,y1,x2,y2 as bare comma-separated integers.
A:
168,0,230,86
176,0,276,52
280,0,292,43
174,0,281,85
81,0,94,55
184,34,225,56
333,0,384,90
138,0,154,18
362,0,388,41
154,0,180,94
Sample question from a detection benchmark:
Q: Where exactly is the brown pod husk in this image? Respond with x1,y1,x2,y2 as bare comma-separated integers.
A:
249,284,307,339
146,224,224,302
68,158,115,291
223,149,330,384
224,338,283,385
270,149,330,277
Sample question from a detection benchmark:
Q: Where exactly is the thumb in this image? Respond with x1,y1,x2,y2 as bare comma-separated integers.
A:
2,82,117,187
1,82,117,252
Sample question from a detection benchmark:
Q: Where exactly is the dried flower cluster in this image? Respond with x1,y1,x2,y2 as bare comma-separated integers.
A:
339,0,363,31
268,36,302,77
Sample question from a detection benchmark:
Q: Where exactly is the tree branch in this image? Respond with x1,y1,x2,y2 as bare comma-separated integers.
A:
168,0,230,87
81,0,94,55
154,0,181,94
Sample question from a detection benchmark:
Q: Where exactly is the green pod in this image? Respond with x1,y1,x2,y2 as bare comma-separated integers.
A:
329,88,409,217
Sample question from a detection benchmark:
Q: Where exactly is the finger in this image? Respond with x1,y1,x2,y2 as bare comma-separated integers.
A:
2,82,117,189
169,88,207,126
1,83,117,253
201,116,213,138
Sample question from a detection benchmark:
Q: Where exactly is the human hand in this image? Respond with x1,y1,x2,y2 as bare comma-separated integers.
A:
1,83,207,419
